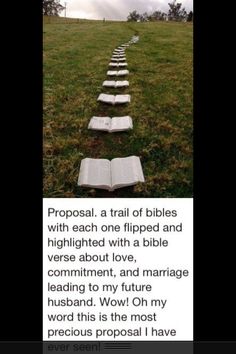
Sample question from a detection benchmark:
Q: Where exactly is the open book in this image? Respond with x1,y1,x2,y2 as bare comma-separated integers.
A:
109,62,128,67
112,54,126,58
88,116,133,132
130,36,139,44
78,156,145,191
111,57,126,62
107,70,129,76
97,94,131,105
113,49,125,54
103,80,129,88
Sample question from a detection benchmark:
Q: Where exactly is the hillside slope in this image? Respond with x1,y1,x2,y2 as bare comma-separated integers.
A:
43,18,193,197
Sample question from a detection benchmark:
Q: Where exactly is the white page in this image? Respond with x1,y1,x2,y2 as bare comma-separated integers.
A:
115,80,129,87
78,158,111,190
114,94,131,104
107,70,117,76
88,117,111,131
117,70,129,76
110,156,145,190
110,116,133,132
107,71,118,76
97,94,115,104
103,81,116,87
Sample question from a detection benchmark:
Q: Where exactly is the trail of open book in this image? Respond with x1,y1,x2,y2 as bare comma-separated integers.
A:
43,17,193,197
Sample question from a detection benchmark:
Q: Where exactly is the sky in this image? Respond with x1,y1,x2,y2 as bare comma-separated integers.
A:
61,0,193,21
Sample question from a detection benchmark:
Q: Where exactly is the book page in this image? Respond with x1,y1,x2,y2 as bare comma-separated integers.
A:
118,70,129,76
88,117,111,131
107,71,118,76
103,81,116,87
110,156,145,190
116,81,129,87
97,94,115,104
110,116,133,132
78,158,111,190
115,95,131,104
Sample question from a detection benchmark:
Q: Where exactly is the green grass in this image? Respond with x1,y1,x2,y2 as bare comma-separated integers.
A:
43,16,193,198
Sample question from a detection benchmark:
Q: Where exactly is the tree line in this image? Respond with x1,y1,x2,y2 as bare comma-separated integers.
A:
127,1,193,22
42,0,193,22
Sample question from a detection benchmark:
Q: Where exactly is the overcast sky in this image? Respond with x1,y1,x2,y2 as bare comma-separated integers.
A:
61,0,193,20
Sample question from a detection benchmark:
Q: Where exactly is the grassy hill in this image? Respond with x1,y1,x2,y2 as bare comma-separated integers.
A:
43,17,193,197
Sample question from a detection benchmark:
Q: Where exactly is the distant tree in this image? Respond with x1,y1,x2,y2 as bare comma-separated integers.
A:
43,0,65,16
168,0,187,21
140,12,149,22
149,10,166,21
127,10,140,22
187,11,193,22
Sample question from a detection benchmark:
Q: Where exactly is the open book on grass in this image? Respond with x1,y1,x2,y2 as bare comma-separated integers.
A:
88,116,133,132
109,62,128,67
130,36,139,44
78,156,145,191
111,57,126,62
112,54,126,58
113,50,125,54
103,80,129,88
97,93,131,105
107,70,129,76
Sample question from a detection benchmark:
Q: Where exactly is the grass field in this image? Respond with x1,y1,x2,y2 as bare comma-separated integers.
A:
43,16,193,198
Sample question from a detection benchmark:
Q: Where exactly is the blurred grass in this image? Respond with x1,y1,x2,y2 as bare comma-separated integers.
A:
43,16,193,197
